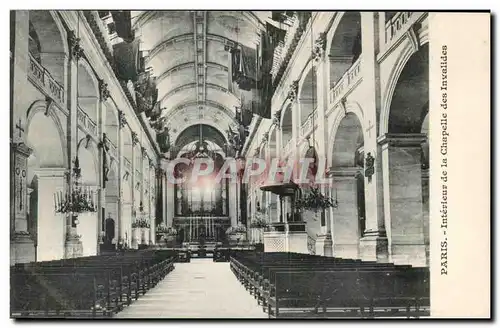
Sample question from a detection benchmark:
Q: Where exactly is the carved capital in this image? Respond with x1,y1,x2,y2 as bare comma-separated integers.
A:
12,142,33,158
68,30,84,61
262,131,269,143
273,109,282,128
118,110,127,129
99,79,111,102
287,80,299,102
141,146,147,158
131,131,139,146
312,32,327,62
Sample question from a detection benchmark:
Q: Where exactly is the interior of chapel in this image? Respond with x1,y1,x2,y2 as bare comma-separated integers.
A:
10,10,430,318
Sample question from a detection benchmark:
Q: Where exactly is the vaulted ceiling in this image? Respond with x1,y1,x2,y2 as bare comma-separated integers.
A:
132,11,272,151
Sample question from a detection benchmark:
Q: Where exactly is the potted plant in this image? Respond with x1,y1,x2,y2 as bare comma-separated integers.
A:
131,220,140,248
249,210,269,244
226,224,247,244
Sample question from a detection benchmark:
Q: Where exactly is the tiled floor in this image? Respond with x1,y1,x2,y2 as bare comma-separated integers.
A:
114,258,268,319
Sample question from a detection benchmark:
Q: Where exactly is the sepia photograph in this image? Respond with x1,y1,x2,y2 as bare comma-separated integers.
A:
9,9,491,319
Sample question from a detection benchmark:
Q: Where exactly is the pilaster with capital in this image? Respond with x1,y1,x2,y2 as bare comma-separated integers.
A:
358,12,389,263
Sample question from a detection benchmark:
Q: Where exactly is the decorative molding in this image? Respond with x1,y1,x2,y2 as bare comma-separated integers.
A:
68,30,84,61
262,132,269,143
364,152,375,183
44,96,55,116
85,134,92,149
99,79,111,102
312,32,327,62
287,80,299,102
12,142,33,158
406,22,421,53
131,131,139,146
118,110,127,129
272,109,282,128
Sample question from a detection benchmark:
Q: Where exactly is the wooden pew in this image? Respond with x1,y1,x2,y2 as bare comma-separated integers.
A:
229,251,430,318
10,250,176,318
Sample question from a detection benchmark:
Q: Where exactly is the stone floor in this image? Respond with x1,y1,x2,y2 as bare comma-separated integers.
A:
114,258,268,319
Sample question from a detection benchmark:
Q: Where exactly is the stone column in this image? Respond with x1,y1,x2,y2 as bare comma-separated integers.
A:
228,173,238,227
11,11,30,136
161,158,172,227
36,168,68,261
11,143,36,264
358,12,389,263
331,167,361,259
378,133,427,267
64,30,84,259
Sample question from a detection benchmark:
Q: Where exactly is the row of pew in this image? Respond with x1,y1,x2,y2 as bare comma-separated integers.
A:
230,251,430,318
11,250,177,318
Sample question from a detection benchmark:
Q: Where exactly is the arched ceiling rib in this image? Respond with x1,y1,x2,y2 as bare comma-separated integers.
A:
132,10,271,153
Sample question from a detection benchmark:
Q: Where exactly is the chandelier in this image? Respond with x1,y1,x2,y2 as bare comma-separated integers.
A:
54,156,97,214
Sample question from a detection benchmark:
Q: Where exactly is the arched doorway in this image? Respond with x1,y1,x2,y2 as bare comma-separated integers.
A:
330,112,365,259
26,108,65,261
383,43,429,267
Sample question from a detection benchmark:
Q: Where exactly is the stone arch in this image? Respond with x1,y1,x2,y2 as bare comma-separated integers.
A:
327,101,365,168
25,103,66,261
380,39,429,135
26,101,66,176
380,41,429,267
104,103,119,147
28,10,68,85
329,110,365,259
77,58,100,123
327,12,362,88
331,113,364,168
280,103,293,148
298,66,318,126
122,127,134,163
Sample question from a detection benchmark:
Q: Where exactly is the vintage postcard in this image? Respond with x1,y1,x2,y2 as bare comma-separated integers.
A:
9,10,490,319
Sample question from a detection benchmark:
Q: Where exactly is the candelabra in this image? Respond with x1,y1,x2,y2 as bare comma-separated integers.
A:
54,156,97,219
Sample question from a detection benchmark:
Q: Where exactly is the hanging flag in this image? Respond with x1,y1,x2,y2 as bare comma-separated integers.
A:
135,72,158,114
110,10,134,43
113,39,141,82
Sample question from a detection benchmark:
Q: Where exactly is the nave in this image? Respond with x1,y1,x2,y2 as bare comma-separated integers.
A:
115,258,267,318
11,248,429,319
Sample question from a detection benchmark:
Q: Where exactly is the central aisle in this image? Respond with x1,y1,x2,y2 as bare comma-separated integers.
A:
115,258,268,319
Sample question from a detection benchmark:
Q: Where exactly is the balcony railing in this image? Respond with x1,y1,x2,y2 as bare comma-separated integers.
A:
77,106,98,137
28,54,65,106
328,57,362,107
300,108,318,138
385,12,414,44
